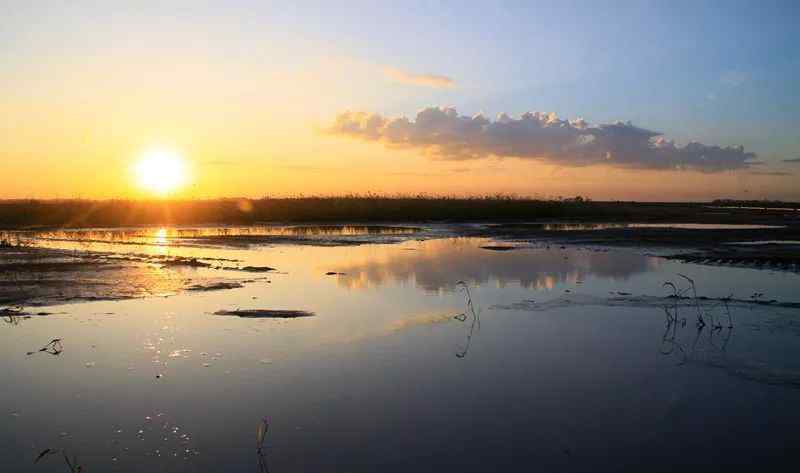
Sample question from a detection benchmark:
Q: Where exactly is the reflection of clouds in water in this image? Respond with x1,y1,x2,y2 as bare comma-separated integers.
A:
584,250,661,279
320,311,458,346
388,312,455,332
335,239,660,292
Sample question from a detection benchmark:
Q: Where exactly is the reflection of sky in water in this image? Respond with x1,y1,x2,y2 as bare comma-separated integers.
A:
2,230,800,472
330,238,661,292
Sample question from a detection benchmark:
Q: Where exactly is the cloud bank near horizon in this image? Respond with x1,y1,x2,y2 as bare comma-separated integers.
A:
330,107,757,172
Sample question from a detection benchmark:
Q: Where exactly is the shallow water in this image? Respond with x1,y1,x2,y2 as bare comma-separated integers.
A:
628,223,785,230
0,225,424,250
728,240,800,245
2,227,800,472
490,222,785,231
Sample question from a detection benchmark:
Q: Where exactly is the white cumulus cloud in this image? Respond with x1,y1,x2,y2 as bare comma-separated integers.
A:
329,107,757,172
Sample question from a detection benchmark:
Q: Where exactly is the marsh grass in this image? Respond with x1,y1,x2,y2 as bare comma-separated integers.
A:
0,196,741,228
664,275,734,330
661,275,735,366
1,305,28,325
454,281,481,358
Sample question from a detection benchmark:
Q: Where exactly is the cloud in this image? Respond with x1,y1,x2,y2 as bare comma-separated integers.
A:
721,70,748,87
783,158,800,163
329,107,757,172
384,68,455,88
749,171,794,176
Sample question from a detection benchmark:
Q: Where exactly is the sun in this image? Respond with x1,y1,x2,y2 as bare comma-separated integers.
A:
134,147,188,195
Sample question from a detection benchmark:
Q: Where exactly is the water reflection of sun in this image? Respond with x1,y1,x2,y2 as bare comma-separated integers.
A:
153,228,170,256
154,228,168,244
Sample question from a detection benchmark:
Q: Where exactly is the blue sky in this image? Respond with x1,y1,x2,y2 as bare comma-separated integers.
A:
7,1,798,151
295,0,800,155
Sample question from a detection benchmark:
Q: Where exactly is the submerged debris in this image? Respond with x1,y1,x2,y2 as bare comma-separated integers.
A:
185,282,245,292
160,257,211,268
220,265,276,273
239,266,275,273
213,309,315,319
26,338,63,356
480,245,517,251
2,306,31,324
1,306,23,315
2,306,55,317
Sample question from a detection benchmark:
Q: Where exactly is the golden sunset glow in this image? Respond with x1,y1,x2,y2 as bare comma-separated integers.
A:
134,148,189,196
0,2,796,203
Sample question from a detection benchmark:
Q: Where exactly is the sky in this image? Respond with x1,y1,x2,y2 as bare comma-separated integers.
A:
1,0,799,201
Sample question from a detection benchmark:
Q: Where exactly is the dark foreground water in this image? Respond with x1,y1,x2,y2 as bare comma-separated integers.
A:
2,226,800,472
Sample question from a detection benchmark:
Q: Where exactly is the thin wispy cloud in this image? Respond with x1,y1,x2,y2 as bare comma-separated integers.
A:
749,171,794,176
720,70,748,87
329,107,757,172
783,158,800,163
384,68,455,88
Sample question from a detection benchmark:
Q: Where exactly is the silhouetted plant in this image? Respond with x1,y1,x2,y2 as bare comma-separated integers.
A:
34,448,84,472
454,281,481,358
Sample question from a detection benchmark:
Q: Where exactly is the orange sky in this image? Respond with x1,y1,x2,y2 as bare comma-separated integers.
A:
3,73,794,202
2,4,798,202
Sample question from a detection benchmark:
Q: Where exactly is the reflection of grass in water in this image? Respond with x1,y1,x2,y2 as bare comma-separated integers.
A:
257,417,270,473
454,281,481,358
657,277,800,389
661,276,735,367
34,448,84,472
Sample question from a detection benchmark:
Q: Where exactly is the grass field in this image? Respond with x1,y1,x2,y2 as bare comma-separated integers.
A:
0,196,796,228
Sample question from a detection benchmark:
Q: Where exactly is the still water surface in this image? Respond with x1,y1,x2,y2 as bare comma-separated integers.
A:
2,226,800,472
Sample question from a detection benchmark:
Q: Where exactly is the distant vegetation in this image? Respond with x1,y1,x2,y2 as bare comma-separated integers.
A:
711,199,800,209
0,195,792,228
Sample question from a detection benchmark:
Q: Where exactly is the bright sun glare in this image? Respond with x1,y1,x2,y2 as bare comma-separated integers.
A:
135,148,188,195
